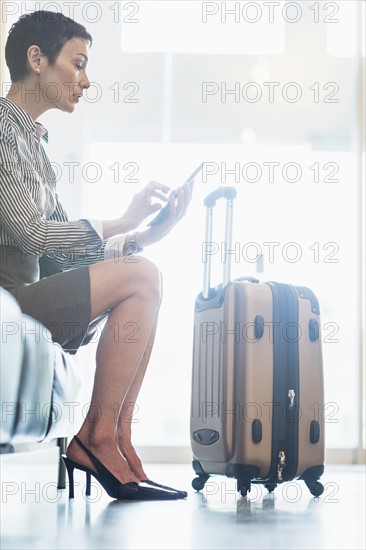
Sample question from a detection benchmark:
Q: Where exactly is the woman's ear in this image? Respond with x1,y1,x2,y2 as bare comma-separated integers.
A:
26,45,45,75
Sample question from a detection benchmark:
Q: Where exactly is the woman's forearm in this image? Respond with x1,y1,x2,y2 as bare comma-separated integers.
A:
101,216,135,240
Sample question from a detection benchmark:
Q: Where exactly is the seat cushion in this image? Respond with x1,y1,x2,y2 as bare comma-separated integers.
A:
1,287,81,444
0,288,24,443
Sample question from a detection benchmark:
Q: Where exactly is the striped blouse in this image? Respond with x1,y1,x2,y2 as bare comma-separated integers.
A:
0,97,126,271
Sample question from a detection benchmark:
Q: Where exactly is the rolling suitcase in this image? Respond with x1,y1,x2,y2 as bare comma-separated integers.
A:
190,187,325,498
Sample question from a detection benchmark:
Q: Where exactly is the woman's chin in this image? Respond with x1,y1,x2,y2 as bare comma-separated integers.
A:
55,100,76,113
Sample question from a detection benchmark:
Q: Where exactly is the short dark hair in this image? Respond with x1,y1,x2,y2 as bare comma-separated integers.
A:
5,10,93,82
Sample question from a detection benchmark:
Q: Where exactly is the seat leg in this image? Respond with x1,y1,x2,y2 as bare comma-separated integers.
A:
57,437,68,489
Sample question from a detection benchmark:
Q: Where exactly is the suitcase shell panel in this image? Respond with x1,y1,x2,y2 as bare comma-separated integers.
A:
190,284,237,467
190,281,275,479
231,282,274,479
296,291,325,477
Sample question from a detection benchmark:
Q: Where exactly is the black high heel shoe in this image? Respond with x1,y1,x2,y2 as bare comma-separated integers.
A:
142,480,188,498
62,436,182,501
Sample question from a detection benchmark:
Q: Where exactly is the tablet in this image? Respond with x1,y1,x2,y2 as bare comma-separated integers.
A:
147,163,203,227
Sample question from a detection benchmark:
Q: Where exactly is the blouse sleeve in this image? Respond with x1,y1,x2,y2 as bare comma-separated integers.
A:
43,193,107,269
0,117,107,269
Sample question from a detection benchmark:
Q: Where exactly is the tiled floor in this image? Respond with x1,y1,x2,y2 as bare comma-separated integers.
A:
0,449,365,550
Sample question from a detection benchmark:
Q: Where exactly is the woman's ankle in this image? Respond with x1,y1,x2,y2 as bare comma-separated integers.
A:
75,427,117,451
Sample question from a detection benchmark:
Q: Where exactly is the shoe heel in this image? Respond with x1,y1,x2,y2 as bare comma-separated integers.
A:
62,456,75,499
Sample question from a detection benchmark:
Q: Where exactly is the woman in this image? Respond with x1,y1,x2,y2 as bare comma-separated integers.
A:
0,10,192,500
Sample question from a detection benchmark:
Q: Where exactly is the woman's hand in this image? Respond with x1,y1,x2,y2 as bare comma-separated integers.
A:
120,180,172,231
102,179,193,243
137,179,194,248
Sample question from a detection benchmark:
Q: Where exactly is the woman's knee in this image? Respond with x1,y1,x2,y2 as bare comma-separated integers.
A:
125,256,162,304
89,255,162,319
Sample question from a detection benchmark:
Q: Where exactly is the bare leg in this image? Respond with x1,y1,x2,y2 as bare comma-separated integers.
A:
116,311,159,480
66,256,162,485
116,312,188,495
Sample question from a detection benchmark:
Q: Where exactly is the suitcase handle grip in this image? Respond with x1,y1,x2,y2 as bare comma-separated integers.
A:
203,187,237,299
204,186,237,207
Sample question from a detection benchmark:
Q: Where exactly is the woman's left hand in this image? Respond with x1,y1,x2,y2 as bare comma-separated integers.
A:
138,179,194,247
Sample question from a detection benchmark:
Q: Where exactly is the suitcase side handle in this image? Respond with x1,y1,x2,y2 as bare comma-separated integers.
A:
203,187,237,299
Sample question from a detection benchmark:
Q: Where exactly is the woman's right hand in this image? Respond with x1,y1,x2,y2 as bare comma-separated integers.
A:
136,178,193,248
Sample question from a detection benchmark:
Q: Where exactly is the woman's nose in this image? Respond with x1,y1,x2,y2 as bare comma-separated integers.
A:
81,73,91,89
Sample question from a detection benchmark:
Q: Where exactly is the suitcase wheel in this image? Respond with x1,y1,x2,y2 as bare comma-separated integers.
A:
264,483,277,493
192,475,209,491
237,479,251,498
307,480,324,497
239,486,250,498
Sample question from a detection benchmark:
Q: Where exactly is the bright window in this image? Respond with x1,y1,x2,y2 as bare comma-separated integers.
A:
121,1,285,55
326,1,358,58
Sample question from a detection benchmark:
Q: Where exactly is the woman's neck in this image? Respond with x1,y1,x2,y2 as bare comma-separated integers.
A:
6,81,48,121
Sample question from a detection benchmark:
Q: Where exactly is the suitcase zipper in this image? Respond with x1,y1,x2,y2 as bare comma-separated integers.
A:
267,283,300,484
278,392,296,481
282,286,300,481
277,451,286,481
266,282,285,482
288,389,295,408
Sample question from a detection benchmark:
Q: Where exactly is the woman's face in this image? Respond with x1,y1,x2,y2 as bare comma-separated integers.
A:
38,36,90,113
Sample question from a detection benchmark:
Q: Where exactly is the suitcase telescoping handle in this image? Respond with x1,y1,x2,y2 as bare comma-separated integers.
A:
203,186,237,299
